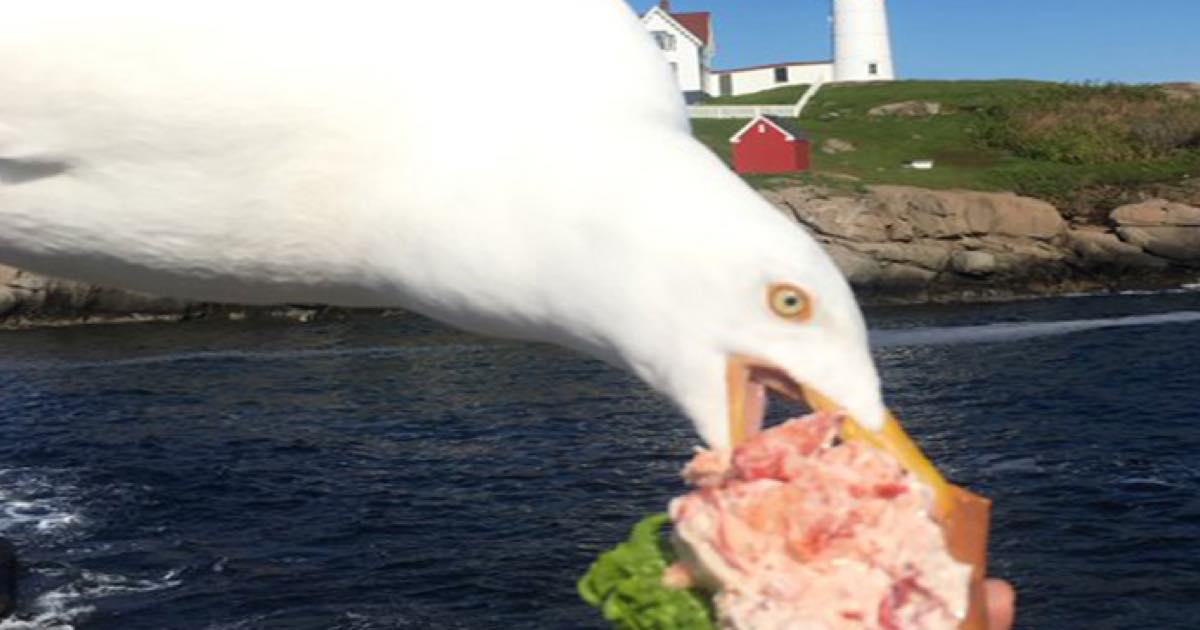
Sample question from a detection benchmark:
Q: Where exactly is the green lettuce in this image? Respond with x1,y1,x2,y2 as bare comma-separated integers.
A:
578,513,716,630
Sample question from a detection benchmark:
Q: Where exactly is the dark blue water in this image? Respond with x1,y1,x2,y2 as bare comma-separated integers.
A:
1,291,1198,629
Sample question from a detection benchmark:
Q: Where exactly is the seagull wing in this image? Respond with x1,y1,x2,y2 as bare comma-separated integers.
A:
0,1,688,306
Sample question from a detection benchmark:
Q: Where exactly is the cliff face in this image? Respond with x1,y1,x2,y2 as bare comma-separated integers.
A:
0,266,348,328
0,266,191,327
764,186,1199,303
1,186,1198,327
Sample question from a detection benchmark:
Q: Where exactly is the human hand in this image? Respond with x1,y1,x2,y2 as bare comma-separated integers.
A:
985,579,1015,630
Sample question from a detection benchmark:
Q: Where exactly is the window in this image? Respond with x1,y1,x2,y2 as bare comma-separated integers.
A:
652,31,676,51
668,62,679,78
719,73,733,97
868,63,879,76
758,124,766,134
774,66,789,83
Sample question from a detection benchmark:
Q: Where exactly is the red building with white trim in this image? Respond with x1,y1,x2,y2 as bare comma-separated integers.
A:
730,115,812,175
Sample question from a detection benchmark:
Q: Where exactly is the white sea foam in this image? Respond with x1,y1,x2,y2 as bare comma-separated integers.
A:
978,456,1045,475
870,310,1200,348
1115,476,1178,488
0,470,84,538
0,569,182,630
0,470,84,630
0,467,186,629
1059,282,1200,298
0,604,94,630
0,591,94,630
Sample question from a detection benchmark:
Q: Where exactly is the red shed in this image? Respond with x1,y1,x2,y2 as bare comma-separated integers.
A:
730,115,811,175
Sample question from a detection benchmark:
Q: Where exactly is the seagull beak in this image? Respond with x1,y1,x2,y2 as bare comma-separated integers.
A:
725,355,954,517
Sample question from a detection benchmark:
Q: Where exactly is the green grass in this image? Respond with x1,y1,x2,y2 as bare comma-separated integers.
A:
690,80,1200,204
701,84,809,105
978,83,1200,163
804,79,1049,114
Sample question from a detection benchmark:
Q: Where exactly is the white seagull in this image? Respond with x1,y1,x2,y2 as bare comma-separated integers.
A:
0,1,948,501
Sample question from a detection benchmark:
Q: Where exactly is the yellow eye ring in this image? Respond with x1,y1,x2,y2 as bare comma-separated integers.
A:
768,284,813,322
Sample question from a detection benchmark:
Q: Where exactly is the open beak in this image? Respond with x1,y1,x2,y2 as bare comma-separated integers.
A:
726,355,954,517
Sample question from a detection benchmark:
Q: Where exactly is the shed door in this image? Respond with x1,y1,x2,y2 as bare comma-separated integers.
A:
719,74,732,98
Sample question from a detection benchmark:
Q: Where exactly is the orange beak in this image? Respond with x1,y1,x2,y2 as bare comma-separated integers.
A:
726,355,954,517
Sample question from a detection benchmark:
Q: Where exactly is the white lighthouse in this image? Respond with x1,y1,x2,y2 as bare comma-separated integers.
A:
832,0,895,82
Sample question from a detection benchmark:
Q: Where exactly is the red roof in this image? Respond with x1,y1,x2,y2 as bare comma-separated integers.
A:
670,12,711,46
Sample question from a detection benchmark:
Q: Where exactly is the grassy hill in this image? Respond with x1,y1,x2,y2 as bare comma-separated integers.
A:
691,80,1200,219
701,84,810,105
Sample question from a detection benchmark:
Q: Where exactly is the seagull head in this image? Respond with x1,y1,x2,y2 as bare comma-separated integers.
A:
434,123,949,504
530,133,886,452
618,195,885,451
519,128,955,509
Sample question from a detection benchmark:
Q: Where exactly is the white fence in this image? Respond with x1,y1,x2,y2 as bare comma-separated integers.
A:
686,81,825,119
686,105,795,119
794,80,825,117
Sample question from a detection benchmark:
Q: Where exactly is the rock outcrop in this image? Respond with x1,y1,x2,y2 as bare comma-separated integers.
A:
0,266,358,328
0,266,188,324
764,186,1199,303
867,101,943,117
0,537,15,620
1,188,1198,326
820,138,856,154
1067,229,1169,272
1110,199,1200,263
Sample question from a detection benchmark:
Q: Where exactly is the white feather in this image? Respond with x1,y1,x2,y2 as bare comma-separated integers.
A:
0,0,885,446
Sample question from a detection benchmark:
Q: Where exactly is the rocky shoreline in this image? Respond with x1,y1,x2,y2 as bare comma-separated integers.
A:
0,265,379,330
764,185,1200,305
0,185,1197,328
0,537,15,620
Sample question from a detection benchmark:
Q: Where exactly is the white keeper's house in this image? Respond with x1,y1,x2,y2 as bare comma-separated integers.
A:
640,1,716,103
640,0,895,101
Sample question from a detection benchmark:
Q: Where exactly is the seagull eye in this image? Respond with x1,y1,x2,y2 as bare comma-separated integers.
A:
768,284,812,322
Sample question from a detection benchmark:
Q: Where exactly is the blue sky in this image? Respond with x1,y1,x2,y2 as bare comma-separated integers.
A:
628,0,1200,83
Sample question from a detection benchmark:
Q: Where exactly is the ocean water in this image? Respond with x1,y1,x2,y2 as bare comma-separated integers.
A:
0,291,1198,629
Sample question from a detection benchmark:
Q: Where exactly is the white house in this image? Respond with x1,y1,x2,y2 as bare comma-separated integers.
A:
640,1,715,103
713,61,833,98
643,0,895,102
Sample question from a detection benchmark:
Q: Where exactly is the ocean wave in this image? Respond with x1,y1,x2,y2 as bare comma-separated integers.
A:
1059,282,1200,299
870,310,1200,347
978,456,1045,476
0,470,84,539
0,569,182,630
0,470,184,629
1114,476,1179,489
0,342,489,373
0,605,94,630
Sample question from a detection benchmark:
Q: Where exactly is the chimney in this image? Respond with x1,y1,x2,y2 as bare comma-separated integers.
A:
659,0,672,12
